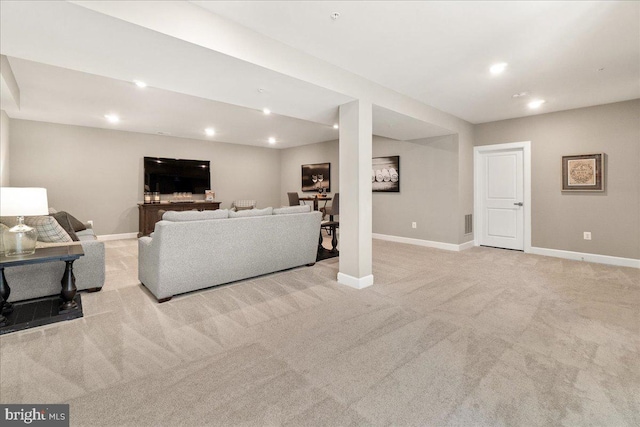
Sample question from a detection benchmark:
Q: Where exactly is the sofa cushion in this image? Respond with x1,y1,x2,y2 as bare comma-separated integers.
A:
25,216,73,243
163,209,229,222
273,205,312,215
229,207,273,218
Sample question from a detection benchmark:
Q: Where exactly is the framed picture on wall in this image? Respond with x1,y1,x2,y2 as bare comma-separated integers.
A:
372,156,400,192
562,153,605,191
302,163,331,192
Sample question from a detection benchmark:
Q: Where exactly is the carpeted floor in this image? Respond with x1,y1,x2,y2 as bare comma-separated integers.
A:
1,237,638,426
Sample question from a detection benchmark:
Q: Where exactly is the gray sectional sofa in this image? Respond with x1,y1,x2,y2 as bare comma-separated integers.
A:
138,206,322,302
3,226,106,302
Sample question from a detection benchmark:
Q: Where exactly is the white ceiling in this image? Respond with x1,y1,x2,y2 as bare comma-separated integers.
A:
2,58,340,149
2,1,635,147
0,0,452,146
196,1,640,124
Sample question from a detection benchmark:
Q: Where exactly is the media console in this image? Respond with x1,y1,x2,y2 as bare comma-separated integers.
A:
138,201,221,237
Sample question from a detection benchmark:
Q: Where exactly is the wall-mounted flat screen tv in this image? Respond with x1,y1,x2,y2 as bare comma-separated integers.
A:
144,157,210,194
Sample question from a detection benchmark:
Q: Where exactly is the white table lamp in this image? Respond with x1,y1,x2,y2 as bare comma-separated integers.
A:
0,187,49,256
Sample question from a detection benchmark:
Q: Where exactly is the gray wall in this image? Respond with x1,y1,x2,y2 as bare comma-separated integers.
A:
9,119,282,235
279,140,339,207
0,110,9,186
474,99,640,260
280,135,461,245
373,135,459,244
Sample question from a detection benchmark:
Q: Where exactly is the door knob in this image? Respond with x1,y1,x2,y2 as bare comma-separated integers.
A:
513,202,523,206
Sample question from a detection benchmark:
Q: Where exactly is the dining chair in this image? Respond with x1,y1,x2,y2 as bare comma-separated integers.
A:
287,192,302,206
321,193,339,220
320,193,339,236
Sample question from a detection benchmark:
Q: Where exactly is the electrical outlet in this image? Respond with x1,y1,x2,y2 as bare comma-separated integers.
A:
88,220,94,227
412,222,417,229
583,232,591,240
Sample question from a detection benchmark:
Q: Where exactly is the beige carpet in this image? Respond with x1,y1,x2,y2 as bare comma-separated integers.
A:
1,236,638,426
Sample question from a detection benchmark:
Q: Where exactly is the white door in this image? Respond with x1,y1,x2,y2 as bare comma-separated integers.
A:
478,149,524,250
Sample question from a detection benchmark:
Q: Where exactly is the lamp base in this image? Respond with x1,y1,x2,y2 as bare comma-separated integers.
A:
3,218,38,257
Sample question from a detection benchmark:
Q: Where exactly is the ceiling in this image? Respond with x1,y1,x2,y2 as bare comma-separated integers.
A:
3,58,340,149
1,2,636,148
196,1,640,124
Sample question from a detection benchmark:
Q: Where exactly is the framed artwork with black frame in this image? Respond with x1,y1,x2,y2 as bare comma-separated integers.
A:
562,153,605,192
372,156,400,192
302,163,331,192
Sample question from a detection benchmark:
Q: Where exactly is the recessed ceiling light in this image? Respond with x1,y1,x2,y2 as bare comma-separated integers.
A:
528,99,546,109
512,91,529,98
134,80,147,88
333,124,339,129
104,114,119,123
490,62,508,75
263,108,271,115
268,137,276,144
205,128,215,136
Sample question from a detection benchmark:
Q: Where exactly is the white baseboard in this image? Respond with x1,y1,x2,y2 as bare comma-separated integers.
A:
337,273,374,289
459,240,475,251
530,247,640,269
373,233,474,252
97,232,138,241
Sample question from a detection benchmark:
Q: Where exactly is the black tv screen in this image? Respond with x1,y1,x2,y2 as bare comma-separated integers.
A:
144,157,210,194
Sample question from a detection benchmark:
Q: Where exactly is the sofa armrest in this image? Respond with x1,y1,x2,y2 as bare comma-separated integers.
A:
138,236,161,298
76,240,106,290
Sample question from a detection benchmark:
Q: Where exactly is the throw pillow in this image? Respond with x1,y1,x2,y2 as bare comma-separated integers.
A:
25,216,73,243
273,205,312,215
0,216,17,227
65,212,87,232
163,209,229,222
229,207,273,218
50,212,80,241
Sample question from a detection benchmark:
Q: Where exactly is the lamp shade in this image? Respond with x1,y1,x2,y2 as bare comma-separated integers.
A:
0,187,49,216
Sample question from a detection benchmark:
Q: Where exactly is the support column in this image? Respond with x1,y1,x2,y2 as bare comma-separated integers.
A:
338,100,374,289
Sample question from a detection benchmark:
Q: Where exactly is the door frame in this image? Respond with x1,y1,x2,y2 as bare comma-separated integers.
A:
474,141,531,252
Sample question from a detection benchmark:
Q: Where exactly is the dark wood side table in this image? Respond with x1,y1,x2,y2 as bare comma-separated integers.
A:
0,245,84,332
138,201,221,237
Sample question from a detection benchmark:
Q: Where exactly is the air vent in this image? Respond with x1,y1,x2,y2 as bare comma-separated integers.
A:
465,214,473,234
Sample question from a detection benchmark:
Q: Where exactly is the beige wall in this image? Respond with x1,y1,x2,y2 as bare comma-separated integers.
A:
279,140,340,207
280,135,461,245
474,99,640,260
0,110,9,186
373,135,460,244
9,119,281,235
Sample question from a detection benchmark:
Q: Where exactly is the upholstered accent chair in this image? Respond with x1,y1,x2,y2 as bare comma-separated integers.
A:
231,200,257,211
